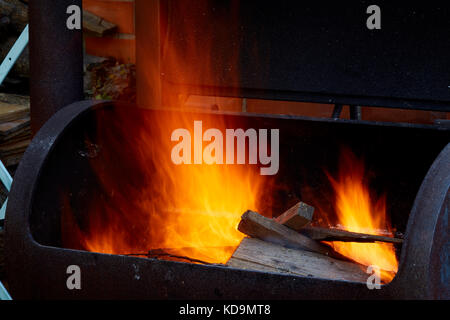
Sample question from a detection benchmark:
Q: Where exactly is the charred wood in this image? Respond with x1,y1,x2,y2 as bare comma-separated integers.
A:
299,226,403,244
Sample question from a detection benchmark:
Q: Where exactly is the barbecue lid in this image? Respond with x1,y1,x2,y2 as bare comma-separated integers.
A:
161,1,450,111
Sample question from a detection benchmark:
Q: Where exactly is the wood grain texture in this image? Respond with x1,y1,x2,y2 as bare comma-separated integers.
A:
0,117,29,137
227,237,368,283
0,102,29,123
83,0,135,34
274,201,314,230
238,210,333,256
0,93,29,106
83,10,117,37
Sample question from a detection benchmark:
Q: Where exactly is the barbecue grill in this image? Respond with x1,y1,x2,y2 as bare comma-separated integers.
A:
4,1,450,299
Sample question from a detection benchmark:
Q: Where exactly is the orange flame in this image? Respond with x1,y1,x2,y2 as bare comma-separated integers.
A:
62,1,399,282
325,150,398,283
61,110,272,264
59,0,271,264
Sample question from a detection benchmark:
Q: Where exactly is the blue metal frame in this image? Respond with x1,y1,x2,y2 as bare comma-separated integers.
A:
0,159,12,220
0,281,12,300
0,25,26,301
0,155,12,300
0,25,29,85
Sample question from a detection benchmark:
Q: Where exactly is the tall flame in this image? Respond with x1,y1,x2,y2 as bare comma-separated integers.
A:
325,150,398,283
62,1,399,281
60,0,270,264
61,109,272,264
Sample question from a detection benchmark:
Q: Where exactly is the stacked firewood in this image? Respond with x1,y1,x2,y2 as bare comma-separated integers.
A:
227,202,402,282
0,93,30,168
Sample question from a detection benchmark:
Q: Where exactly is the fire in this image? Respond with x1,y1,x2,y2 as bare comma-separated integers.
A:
62,1,398,282
60,0,271,264
60,110,272,264
325,150,398,283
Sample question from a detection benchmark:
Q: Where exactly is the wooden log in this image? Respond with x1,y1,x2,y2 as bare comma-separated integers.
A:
227,237,369,283
274,201,314,230
83,10,117,37
298,226,403,244
0,101,29,123
238,210,335,257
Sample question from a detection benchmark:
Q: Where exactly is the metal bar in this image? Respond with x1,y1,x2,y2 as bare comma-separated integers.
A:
0,25,29,86
0,161,12,192
331,104,344,119
349,105,362,120
0,161,12,220
242,98,247,112
0,199,8,221
29,0,84,134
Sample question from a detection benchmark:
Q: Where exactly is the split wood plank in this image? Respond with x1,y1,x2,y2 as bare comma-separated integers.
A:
274,201,314,230
0,93,29,106
1,147,26,166
0,132,30,146
299,226,403,244
83,10,117,37
0,138,30,155
0,117,29,137
0,102,29,123
238,210,335,257
227,237,369,283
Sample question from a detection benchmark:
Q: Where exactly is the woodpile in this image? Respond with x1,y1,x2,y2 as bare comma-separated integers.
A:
0,0,117,80
227,202,402,283
83,10,117,37
0,93,30,167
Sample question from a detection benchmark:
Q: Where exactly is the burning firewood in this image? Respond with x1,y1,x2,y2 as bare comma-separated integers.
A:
227,237,369,283
298,226,403,244
273,201,402,244
238,210,336,257
274,201,314,230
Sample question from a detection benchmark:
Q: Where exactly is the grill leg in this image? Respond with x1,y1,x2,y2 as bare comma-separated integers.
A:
331,104,344,119
349,105,362,120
